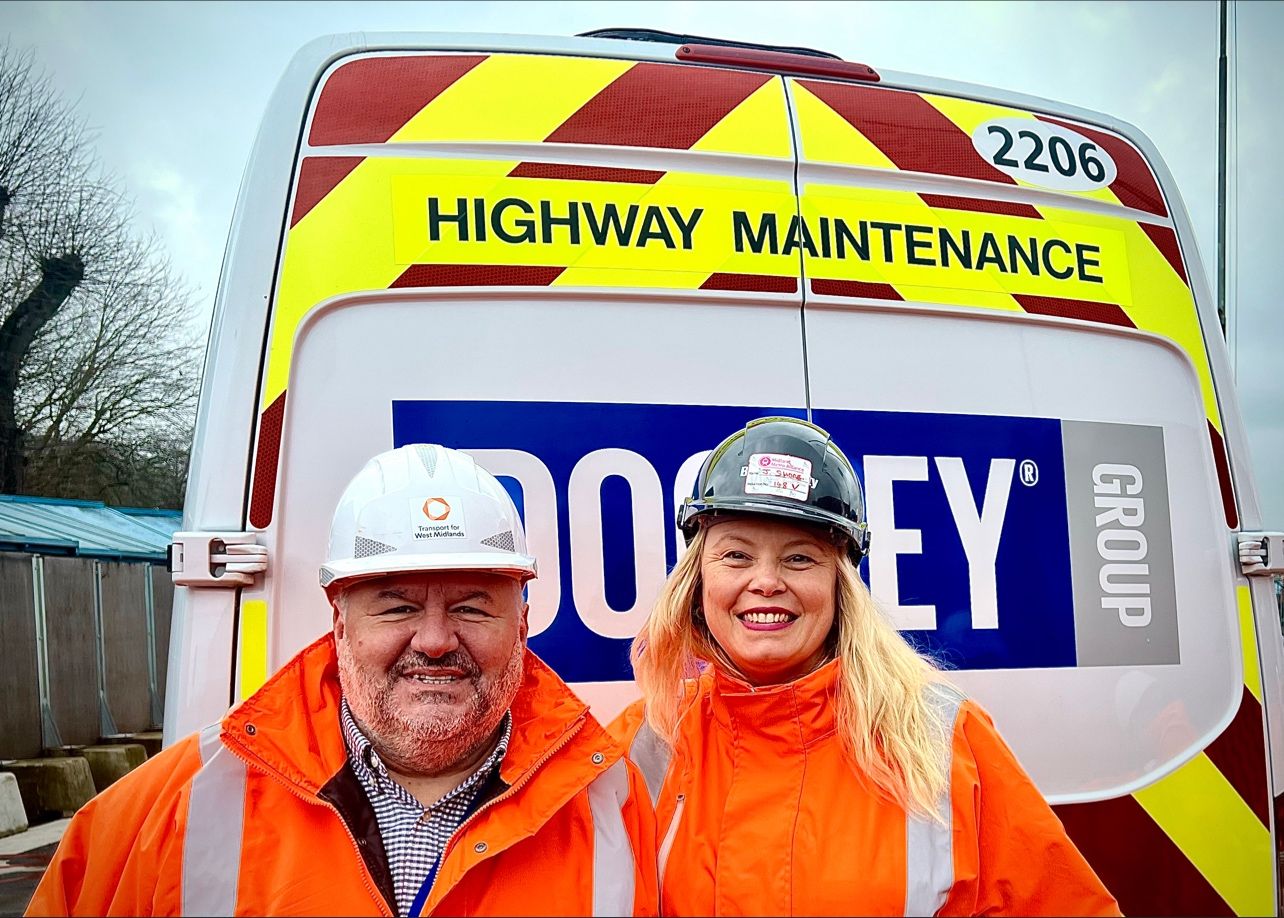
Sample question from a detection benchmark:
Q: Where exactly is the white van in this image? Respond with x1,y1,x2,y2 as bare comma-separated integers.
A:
167,29,1284,915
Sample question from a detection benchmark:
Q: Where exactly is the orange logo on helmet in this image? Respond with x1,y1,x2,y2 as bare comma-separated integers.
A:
423,497,451,521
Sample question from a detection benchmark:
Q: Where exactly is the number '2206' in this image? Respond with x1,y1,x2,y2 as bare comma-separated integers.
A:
971,117,1119,192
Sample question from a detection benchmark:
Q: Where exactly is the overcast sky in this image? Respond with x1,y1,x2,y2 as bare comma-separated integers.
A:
4,0,1282,524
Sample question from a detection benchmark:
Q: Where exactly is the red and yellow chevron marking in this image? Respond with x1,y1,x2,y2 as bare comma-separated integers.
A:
248,53,1237,534
249,52,797,526
791,77,1238,528
308,53,792,158
790,79,1167,214
1056,585,1273,916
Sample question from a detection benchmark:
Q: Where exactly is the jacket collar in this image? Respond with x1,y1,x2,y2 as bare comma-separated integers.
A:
707,657,840,750
220,632,611,795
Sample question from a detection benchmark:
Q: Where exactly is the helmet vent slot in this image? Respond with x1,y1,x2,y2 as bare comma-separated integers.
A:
414,444,438,477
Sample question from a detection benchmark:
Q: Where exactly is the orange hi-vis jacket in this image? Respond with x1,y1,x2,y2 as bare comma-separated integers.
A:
28,633,658,917
612,660,1120,917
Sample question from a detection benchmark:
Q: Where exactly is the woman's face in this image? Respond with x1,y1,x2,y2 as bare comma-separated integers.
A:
700,515,839,686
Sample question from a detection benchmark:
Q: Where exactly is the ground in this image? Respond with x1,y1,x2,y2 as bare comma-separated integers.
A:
0,820,68,917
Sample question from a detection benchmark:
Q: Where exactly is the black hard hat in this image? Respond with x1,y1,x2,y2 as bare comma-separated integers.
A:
678,416,871,562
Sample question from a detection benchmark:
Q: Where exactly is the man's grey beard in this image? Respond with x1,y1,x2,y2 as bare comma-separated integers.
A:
337,637,524,777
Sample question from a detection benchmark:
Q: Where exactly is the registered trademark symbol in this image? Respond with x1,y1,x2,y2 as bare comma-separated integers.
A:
1019,459,1039,487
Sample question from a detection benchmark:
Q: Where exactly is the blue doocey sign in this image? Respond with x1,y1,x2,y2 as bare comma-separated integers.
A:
393,400,1174,681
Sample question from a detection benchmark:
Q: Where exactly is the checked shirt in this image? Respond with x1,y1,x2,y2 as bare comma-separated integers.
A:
340,699,511,916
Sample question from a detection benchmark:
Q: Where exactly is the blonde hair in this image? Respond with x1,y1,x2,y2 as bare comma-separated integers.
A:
631,526,953,818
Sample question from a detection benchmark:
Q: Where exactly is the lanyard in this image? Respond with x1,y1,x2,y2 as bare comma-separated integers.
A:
406,772,498,918
407,857,440,918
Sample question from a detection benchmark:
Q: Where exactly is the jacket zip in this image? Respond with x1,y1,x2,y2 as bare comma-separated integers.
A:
222,732,392,917
657,793,686,891
421,715,588,915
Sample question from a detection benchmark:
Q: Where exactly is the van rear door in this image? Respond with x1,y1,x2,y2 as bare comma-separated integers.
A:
787,73,1273,915
226,45,808,725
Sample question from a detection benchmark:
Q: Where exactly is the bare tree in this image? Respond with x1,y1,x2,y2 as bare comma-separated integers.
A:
0,42,198,505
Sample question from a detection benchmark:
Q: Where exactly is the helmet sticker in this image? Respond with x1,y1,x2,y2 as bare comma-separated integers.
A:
410,495,468,541
743,453,814,502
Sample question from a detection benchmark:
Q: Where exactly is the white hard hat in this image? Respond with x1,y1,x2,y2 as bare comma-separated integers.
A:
319,444,537,590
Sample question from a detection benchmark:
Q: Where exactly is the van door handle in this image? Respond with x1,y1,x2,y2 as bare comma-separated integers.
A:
1238,532,1284,577
168,531,269,587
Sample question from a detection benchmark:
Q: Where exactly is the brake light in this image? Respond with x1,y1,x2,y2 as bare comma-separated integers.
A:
676,43,880,82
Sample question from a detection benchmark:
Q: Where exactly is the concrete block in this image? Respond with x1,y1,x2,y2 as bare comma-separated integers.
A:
0,757,96,819
81,744,146,793
0,772,29,838
42,745,86,759
101,731,162,759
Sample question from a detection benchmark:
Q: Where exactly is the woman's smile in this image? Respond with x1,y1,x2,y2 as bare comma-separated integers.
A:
736,606,800,631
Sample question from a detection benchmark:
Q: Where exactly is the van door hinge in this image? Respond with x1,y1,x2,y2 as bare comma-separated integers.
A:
1238,532,1284,577
168,532,268,587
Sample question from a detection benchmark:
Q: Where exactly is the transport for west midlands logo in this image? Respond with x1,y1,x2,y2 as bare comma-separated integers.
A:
422,497,451,521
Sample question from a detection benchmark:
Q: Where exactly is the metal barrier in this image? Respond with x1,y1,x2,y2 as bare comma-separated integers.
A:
0,554,42,759
0,552,173,760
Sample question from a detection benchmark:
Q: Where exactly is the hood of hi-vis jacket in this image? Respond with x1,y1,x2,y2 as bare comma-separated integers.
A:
27,633,658,918
612,659,1120,918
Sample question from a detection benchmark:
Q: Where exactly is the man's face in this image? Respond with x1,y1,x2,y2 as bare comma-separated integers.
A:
332,570,527,776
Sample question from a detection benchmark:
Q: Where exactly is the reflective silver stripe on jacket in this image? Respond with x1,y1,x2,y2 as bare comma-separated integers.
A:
629,720,673,807
904,683,966,917
587,757,637,917
629,722,682,886
182,723,247,916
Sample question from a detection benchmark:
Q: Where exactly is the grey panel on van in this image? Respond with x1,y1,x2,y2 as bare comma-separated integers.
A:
1063,421,1178,666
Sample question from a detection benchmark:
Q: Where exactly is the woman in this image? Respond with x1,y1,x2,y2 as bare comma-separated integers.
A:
614,416,1119,917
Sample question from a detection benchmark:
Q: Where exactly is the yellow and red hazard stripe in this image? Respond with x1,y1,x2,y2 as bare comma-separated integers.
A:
1055,587,1273,916
250,52,799,527
253,54,1238,545
790,78,1238,530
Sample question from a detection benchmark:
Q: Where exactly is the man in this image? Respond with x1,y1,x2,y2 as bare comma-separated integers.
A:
28,445,657,916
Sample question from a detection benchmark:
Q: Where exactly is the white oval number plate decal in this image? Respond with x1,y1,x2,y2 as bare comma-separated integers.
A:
972,118,1118,192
